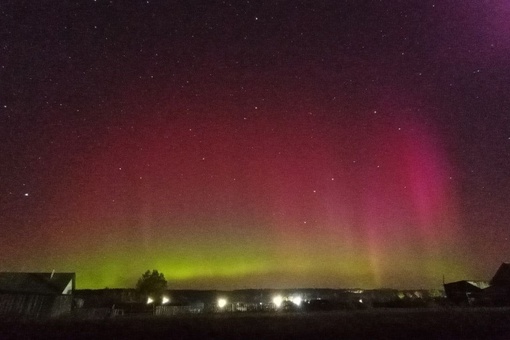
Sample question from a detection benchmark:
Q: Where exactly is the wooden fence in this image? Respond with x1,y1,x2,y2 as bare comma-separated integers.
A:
0,293,73,318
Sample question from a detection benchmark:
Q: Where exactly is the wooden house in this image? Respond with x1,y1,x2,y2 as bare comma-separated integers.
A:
0,272,75,318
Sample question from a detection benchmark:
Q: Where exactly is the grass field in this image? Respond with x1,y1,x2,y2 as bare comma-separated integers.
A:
1,308,510,339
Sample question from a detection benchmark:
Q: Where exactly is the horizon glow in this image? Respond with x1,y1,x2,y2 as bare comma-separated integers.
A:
31,101,468,290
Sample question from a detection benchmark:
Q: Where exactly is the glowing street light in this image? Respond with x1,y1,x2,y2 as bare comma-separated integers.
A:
217,298,227,308
291,296,302,306
162,296,170,304
147,297,154,304
272,295,283,308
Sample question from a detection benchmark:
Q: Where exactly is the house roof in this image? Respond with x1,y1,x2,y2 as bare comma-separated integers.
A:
466,281,491,289
491,263,510,286
0,272,75,295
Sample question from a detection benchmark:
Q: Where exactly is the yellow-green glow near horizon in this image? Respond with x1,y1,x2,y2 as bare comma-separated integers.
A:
37,212,469,290
30,117,472,290
3,0,510,294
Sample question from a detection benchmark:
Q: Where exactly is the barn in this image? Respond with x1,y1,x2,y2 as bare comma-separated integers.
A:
0,272,75,318
444,263,510,306
443,280,489,305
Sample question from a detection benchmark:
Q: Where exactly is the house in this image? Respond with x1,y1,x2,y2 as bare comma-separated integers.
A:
490,263,510,286
482,263,510,305
443,280,490,305
0,272,75,318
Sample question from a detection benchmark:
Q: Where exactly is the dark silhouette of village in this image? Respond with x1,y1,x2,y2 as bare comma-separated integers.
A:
0,263,509,319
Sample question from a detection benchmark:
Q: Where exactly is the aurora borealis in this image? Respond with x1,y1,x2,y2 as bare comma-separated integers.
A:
1,1,509,289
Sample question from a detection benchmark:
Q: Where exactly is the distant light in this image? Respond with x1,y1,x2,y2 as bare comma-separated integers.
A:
291,296,302,306
162,296,170,304
147,297,154,304
272,295,283,308
218,298,227,308
359,299,363,303
24,193,29,197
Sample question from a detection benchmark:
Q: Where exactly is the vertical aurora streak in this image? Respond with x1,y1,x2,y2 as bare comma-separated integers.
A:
2,1,508,289
36,100,465,289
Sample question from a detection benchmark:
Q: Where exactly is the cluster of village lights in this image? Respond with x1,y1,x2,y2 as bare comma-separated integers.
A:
146,295,307,308
147,296,170,305
273,295,302,307
216,295,303,309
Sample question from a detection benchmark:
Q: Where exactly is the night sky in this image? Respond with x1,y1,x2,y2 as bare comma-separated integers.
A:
1,1,509,289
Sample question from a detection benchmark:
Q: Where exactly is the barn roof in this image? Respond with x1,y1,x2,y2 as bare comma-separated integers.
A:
0,272,75,295
444,280,490,291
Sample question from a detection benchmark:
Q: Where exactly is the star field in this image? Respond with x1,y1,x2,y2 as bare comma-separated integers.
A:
1,0,509,289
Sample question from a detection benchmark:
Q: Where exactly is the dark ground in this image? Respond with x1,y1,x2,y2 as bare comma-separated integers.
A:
1,308,510,340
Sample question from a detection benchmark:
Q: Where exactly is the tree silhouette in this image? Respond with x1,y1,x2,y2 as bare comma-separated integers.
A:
136,270,167,302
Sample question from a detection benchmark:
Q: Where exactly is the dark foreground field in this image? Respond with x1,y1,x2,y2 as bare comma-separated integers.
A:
2,308,510,340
